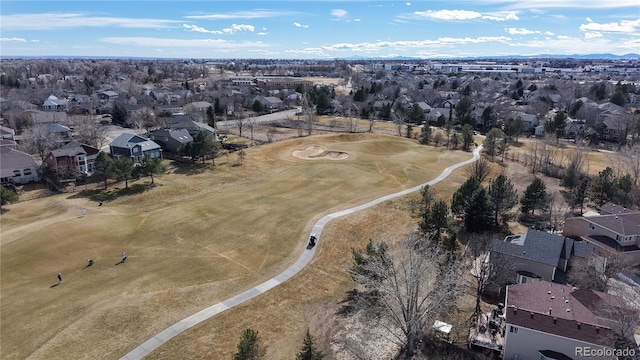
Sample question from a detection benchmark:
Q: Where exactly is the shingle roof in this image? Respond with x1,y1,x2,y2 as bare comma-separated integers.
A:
600,202,640,216
506,281,617,348
110,133,161,151
490,229,565,266
586,214,640,236
0,147,37,177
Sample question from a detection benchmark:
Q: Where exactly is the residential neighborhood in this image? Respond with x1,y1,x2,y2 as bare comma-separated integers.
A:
1,57,639,360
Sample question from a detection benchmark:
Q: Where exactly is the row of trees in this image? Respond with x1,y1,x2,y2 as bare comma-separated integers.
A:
93,153,165,189
232,328,323,360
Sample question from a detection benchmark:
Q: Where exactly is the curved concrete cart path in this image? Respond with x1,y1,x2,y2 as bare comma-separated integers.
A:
120,146,482,360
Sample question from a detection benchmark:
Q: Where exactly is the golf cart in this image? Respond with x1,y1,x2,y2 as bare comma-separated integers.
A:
307,234,317,249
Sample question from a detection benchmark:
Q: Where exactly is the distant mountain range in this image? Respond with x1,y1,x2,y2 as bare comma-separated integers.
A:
341,54,639,61
3,53,638,61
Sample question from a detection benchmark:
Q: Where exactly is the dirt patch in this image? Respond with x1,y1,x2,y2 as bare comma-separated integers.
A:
292,145,349,160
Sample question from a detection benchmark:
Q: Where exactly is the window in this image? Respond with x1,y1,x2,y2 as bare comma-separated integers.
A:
588,223,596,230
509,326,518,334
616,235,623,243
13,170,21,176
23,169,32,176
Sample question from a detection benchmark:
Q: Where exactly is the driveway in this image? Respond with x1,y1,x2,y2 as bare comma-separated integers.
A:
120,145,482,360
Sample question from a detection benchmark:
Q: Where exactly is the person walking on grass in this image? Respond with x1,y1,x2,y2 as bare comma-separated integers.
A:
57,272,62,284
121,251,127,262
82,208,86,217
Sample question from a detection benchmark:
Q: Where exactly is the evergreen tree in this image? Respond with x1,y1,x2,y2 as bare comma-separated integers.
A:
465,187,492,233
408,104,425,124
461,124,475,151
520,177,549,215
451,177,483,223
544,111,567,143
488,174,518,227
206,105,216,128
296,329,324,360
483,128,504,160
589,167,616,207
0,186,19,209
569,179,589,215
232,328,266,360
419,125,431,145
111,104,127,126
113,157,135,189
136,157,165,184
214,98,224,115
252,99,264,114
497,137,510,162
93,152,114,189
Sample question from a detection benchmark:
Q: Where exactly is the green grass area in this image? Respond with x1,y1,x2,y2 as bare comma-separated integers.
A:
1,133,471,360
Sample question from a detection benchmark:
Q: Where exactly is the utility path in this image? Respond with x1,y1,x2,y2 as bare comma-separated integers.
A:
120,145,482,360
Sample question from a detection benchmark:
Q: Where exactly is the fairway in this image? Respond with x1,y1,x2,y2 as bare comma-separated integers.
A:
1,134,470,360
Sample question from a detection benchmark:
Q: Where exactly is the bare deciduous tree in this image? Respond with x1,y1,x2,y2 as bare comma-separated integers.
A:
546,192,570,233
392,110,407,137
467,251,516,321
568,253,629,292
70,116,108,149
465,157,494,183
346,234,460,358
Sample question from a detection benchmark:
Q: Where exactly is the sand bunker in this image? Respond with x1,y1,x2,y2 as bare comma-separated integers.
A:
292,145,349,160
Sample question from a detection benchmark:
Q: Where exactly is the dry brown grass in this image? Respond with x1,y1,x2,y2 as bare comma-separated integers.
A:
1,133,472,360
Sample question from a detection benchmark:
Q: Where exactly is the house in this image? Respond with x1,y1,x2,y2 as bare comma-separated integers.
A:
564,203,640,254
503,281,622,360
0,147,40,185
44,141,100,179
599,117,628,143
167,115,217,136
30,111,68,125
34,123,73,144
42,94,69,111
108,133,162,163
156,104,183,116
260,96,286,110
512,112,539,132
96,90,119,104
148,128,193,153
416,101,433,114
490,229,594,284
0,125,15,140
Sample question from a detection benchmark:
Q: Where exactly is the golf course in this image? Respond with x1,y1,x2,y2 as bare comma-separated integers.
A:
1,133,472,359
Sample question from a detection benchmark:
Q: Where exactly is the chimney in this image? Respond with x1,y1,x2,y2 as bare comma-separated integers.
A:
548,308,552,315
553,317,557,324
530,312,534,319
577,323,581,329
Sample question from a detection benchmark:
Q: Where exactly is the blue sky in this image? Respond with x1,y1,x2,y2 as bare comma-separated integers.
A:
1,1,639,59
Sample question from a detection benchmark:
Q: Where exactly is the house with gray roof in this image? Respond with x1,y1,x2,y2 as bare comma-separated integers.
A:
0,147,39,185
109,133,162,163
490,229,594,284
149,128,193,153
44,141,100,179
42,94,68,112
167,115,217,137
564,203,640,254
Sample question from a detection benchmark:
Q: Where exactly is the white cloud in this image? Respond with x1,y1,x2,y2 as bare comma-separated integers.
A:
185,10,296,20
557,35,572,40
0,13,179,30
544,31,555,35
413,9,482,20
585,32,603,39
183,23,254,35
316,36,512,53
586,17,593,23
579,19,640,34
101,36,268,50
331,9,347,18
410,9,518,21
495,0,639,9
354,18,361,22
505,27,537,35
257,32,268,36
406,2,412,5
0,37,28,42
293,22,309,28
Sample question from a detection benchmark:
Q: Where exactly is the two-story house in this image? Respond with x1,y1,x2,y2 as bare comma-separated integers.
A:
504,281,622,360
490,229,594,284
564,203,640,254
44,141,100,179
109,133,162,163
